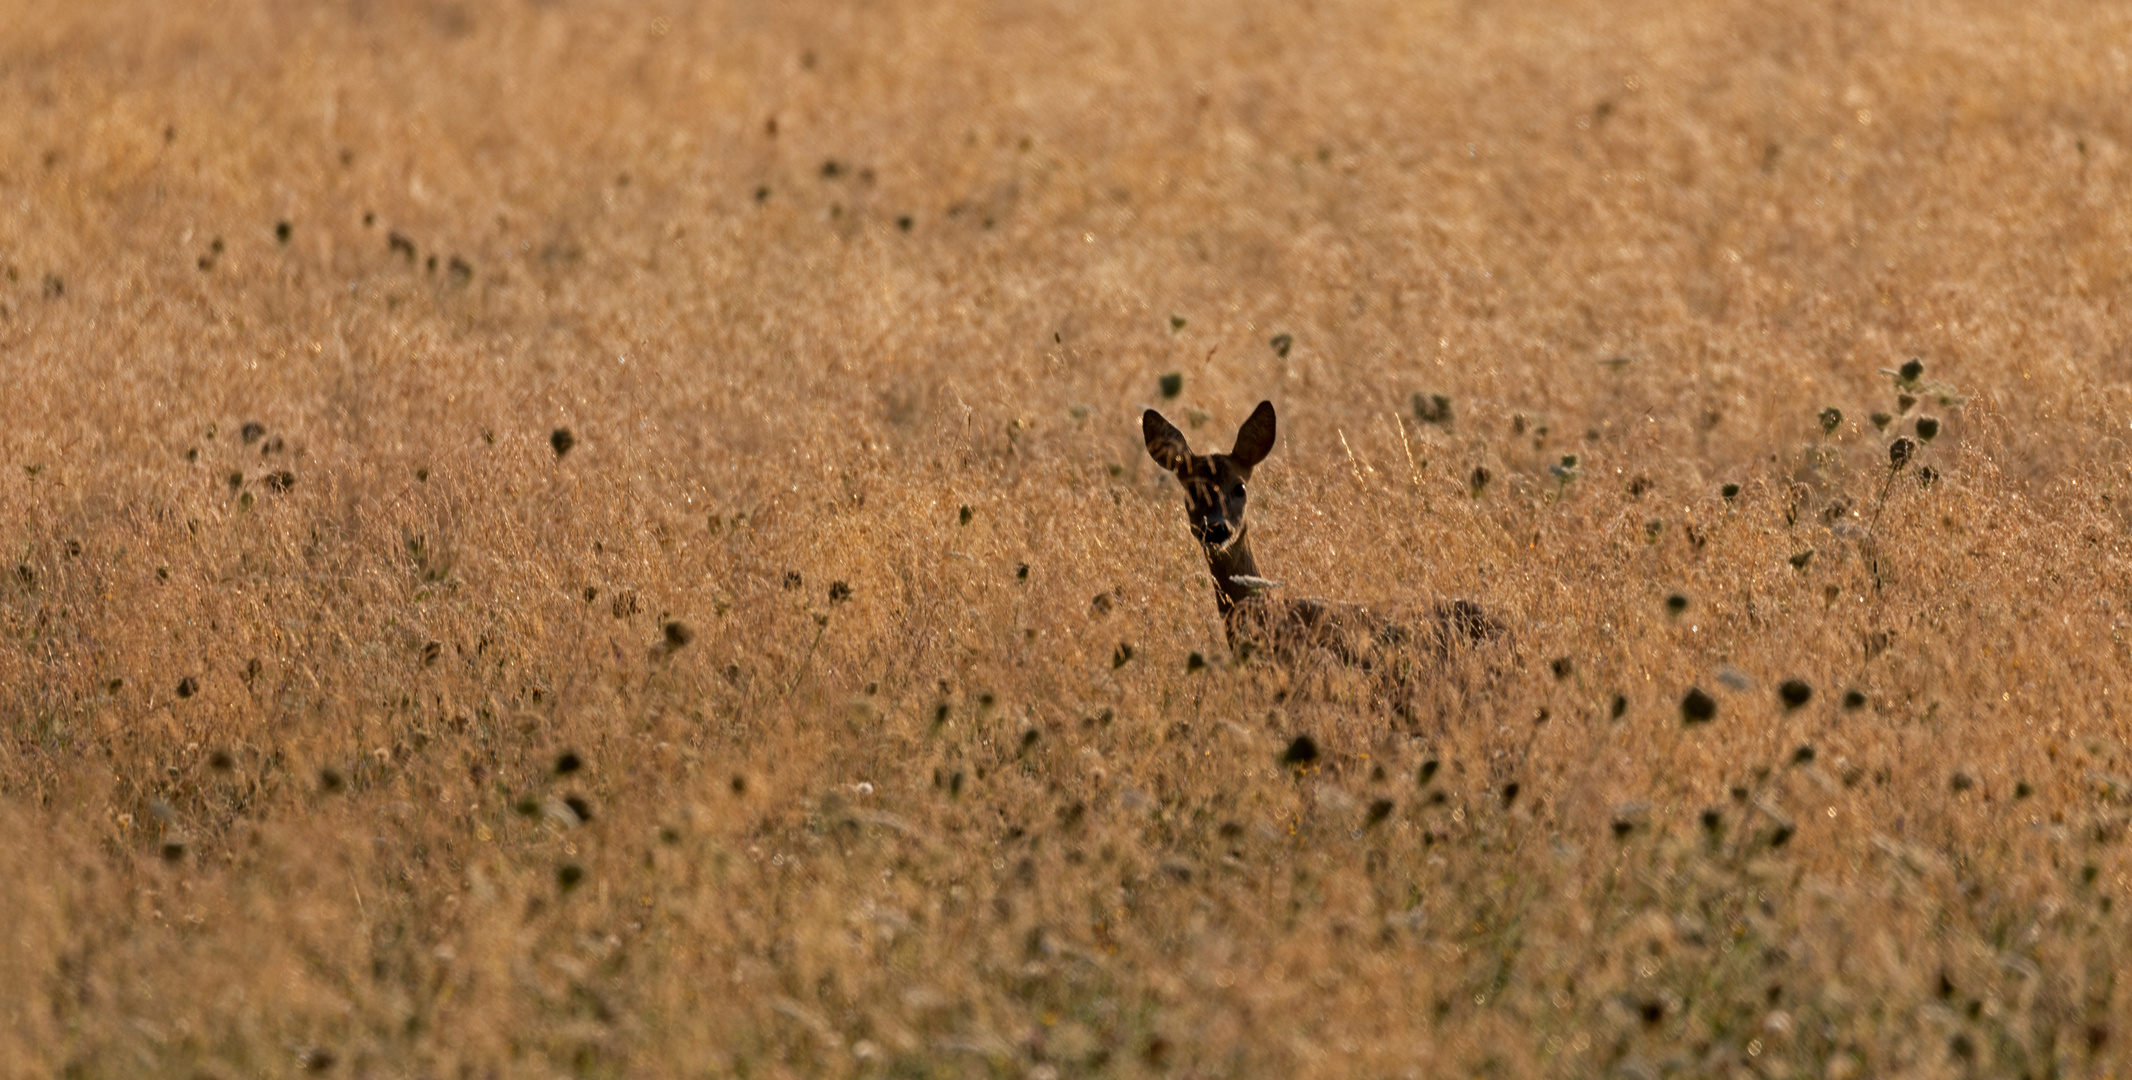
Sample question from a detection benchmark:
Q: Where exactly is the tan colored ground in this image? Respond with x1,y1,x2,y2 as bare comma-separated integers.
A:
4,0,2132,1075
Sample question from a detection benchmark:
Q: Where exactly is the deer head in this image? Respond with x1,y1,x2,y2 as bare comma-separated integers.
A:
1143,400,1277,551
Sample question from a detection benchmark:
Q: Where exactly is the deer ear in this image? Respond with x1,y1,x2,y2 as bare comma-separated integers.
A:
1143,409,1191,473
1230,400,1277,468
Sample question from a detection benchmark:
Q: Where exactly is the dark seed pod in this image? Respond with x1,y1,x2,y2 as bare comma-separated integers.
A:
1680,687,1717,724
1888,437,1914,469
1778,680,1813,709
1280,735,1319,766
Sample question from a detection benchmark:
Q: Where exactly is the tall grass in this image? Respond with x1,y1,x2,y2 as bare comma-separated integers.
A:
4,0,2131,1075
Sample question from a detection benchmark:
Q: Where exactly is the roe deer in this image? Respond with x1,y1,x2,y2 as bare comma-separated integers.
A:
1142,400,1499,674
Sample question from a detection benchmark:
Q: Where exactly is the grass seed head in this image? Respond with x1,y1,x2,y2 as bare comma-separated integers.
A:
1269,333,1293,358
1159,372,1184,397
1915,416,1940,442
1720,482,1740,500
1899,358,1925,384
555,752,583,775
1819,406,1843,434
550,428,575,457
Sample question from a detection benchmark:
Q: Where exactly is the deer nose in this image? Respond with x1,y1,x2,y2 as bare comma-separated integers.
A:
1200,520,1231,546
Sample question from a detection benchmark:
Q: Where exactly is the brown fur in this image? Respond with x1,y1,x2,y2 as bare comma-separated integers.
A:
1142,402,1502,678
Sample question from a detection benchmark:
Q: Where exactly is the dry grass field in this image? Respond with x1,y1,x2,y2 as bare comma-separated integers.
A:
5,0,2132,1076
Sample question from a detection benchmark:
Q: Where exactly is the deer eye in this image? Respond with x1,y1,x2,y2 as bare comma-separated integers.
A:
1231,483,1246,499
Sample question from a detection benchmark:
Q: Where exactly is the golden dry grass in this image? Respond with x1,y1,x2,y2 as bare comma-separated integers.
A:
4,0,2132,1075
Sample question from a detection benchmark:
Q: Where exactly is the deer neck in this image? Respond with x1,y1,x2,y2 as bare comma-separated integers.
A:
1207,525,1267,620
